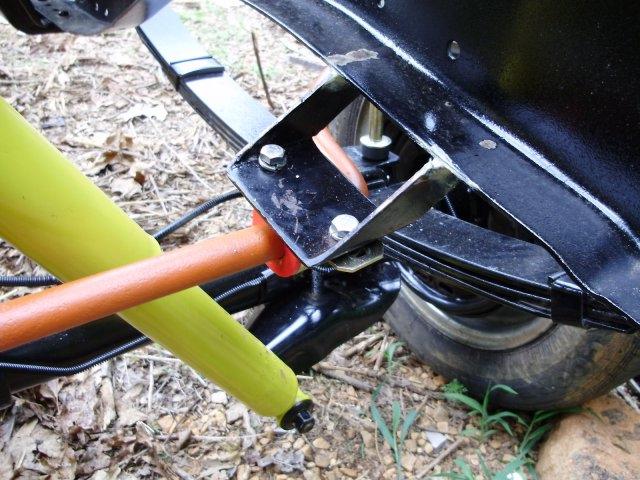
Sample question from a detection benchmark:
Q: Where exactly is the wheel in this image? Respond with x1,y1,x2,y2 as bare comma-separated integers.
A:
331,98,640,409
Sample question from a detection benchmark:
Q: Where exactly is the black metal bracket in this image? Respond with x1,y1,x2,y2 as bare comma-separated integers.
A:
548,272,583,328
228,74,458,266
29,0,170,35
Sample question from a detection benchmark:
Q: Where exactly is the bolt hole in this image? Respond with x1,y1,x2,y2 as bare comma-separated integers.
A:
447,40,460,60
57,10,69,17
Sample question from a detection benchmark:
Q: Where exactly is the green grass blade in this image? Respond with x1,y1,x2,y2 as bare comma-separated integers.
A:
444,392,483,413
492,418,514,436
493,455,528,480
478,451,492,478
392,401,402,436
400,409,419,443
520,422,554,455
486,410,525,424
454,458,475,479
370,402,396,449
489,384,519,396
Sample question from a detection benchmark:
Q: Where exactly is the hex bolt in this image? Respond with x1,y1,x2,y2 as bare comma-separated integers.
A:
293,410,315,433
329,214,359,241
258,144,286,171
360,102,392,161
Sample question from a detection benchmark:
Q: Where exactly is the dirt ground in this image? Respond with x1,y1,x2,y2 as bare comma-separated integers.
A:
0,1,553,478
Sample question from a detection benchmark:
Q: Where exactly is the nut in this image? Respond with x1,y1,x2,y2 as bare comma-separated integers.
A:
329,214,359,240
258,144,286,171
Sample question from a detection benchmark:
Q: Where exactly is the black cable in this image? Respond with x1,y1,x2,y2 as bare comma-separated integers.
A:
152,189,242,240
311,265,336,274
214,272,269,303
0,336,149,375
0,189,243,287
0,275,61,287
0,272,268,375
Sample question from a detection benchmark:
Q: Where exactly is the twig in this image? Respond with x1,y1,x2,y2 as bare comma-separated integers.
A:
147,360,154,412
128,353,181,363
373,333,388,371
149,120,216,193
157,432,264,442
343,332,385,357
416,437,467,478
172,465,196,480
315,365,374,392
317,362,444,399
251,31,275,110
149,175,169,215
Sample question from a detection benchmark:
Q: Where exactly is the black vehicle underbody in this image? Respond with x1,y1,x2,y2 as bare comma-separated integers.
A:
1,0,639,402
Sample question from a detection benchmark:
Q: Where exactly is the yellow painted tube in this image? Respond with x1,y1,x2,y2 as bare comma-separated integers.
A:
0,98,305,420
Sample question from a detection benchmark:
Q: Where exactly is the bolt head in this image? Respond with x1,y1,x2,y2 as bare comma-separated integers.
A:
258,144,286,171
329,214,359,240
293,410,315,433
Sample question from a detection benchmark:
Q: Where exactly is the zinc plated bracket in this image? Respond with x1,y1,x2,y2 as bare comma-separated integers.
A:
228,74,459,267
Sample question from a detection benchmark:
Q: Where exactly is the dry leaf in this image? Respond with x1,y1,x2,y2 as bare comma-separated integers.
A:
118,104,167,122
110,178,142,199
98,378,116,431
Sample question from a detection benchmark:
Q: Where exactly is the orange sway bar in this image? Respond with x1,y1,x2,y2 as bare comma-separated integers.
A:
0,224,285,352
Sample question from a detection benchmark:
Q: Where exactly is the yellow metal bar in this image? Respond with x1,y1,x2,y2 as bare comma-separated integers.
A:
0,98,305,420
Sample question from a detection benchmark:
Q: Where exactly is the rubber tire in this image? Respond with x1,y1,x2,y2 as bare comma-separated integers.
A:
332,98,640,410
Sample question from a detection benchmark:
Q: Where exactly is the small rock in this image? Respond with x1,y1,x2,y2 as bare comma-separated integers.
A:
339,467,358,478
314,453,331,468
210,391,228,404
302,470,321,480
433,404,449,422
436,421,449,434
156,415,174,433
405,439,417,452
360,430,374,448
312,437,330,449
426,431,448,451
402,453,416,472
300,444,313,461
507,473,525,480
293,438,305,450
383,467,397,479
226,403,247,424
432,374,447,388
537,394,640,480
383,454,394,466
236,464,250,480
489,438,501,449
324,471,340,480
210,409,227,429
